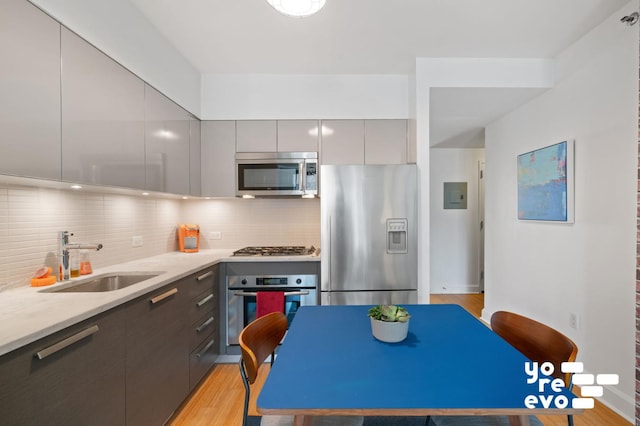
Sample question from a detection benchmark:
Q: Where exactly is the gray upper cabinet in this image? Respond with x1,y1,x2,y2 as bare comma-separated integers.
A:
145,85,191,195
320,119,408,165
61,27,146,189
189,116,202,197
236,120,277,152
201,121,236,197
364,119,408,165
320,120,365,165
0,0,61,180
277,120,319,152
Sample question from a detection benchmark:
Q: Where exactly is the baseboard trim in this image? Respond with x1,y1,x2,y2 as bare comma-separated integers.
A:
431,284,481,294
597,382,635,424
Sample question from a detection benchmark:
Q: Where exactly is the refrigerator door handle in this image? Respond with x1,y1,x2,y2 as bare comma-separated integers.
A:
321,215,333,291
327,216,332,292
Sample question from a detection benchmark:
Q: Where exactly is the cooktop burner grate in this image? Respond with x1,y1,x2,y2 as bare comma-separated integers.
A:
232,245,316,256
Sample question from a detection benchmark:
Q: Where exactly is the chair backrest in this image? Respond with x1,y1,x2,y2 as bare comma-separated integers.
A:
239,311,288,384
490,310,578,386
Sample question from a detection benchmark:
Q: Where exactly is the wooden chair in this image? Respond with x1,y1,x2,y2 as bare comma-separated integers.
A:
427,310,578,426
239,312,288,426
491,310,577,426
239,312,364,426
490,311,578,387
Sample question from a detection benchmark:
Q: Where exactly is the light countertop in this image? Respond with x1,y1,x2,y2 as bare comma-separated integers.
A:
0,249,319,357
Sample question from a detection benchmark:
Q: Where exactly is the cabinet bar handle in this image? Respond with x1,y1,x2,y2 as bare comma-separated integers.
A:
196,293,214,307
196,339,215,358
196,317,214,333
35,324,99,360
196,271,213,281
150,287,178,304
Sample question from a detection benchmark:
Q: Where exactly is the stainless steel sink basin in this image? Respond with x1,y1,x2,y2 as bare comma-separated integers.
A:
45,272,163,293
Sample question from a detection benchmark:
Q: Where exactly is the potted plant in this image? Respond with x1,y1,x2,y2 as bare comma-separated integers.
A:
368,304,411,343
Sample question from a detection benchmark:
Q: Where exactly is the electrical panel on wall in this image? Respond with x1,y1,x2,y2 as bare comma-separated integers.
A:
443,182,467,209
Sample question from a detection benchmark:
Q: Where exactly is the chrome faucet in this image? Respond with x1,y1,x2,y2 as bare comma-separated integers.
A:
58,231,103,281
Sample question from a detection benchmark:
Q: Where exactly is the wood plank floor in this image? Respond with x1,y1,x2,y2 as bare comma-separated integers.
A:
168,294,630,426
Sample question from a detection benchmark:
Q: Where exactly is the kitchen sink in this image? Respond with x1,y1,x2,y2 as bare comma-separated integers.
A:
44,272,163,293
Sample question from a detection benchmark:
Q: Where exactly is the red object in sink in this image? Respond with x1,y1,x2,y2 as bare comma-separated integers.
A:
256,292,284,318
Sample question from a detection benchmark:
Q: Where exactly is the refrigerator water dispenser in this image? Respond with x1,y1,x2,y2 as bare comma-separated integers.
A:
386,218,408,254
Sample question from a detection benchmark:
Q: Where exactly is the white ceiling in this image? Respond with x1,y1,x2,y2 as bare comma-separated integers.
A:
128,0,630,147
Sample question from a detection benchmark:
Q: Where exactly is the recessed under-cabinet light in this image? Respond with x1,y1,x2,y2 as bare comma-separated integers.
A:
70,185,82,190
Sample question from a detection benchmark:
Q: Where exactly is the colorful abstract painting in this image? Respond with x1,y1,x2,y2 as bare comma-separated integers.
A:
517,140,572,222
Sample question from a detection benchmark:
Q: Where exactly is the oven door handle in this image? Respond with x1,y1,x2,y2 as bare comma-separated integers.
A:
232,290,310,297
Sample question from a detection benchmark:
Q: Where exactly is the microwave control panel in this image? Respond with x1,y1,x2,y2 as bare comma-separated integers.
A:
305,162,317,192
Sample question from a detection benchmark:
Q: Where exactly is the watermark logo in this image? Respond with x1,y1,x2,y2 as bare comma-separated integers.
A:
524,361,619,409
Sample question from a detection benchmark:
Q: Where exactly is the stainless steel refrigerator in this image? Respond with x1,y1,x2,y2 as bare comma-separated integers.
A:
320,164,418,305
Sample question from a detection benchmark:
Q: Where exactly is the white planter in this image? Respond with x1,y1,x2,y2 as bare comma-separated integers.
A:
370,317,409,343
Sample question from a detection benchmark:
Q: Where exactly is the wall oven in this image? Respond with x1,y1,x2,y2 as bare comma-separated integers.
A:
235,152,318,197
221,259,320,356
227,275,318,345
226,273,317,346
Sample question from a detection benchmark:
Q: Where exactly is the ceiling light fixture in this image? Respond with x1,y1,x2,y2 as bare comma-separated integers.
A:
265,0,326,18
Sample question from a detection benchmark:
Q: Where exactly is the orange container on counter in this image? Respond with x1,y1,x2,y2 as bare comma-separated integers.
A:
31,267,55,287
178,224,200,253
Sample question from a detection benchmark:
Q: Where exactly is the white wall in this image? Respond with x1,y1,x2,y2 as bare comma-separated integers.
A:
413,58,554,302
29,0,201,116
430,148,484,293
201,74,409,119
483,2,638,420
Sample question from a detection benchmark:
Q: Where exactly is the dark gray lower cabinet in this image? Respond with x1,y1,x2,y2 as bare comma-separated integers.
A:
125,280,190,426
189,334,218,388
188,267,218,389
0,308,126,425
0,265,220,426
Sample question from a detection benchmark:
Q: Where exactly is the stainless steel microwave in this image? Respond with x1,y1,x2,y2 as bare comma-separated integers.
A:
235,152,318,197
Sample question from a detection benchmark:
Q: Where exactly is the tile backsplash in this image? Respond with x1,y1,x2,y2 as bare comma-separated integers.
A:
181,198,320,250
0,183,320,291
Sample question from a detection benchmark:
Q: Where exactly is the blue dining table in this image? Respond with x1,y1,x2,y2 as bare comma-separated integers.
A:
257,304,581,426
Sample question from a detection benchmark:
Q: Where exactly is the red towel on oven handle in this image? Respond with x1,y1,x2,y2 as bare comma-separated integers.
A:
256,291,285,318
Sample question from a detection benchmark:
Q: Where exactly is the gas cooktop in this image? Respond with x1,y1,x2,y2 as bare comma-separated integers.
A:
232,245,316,256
